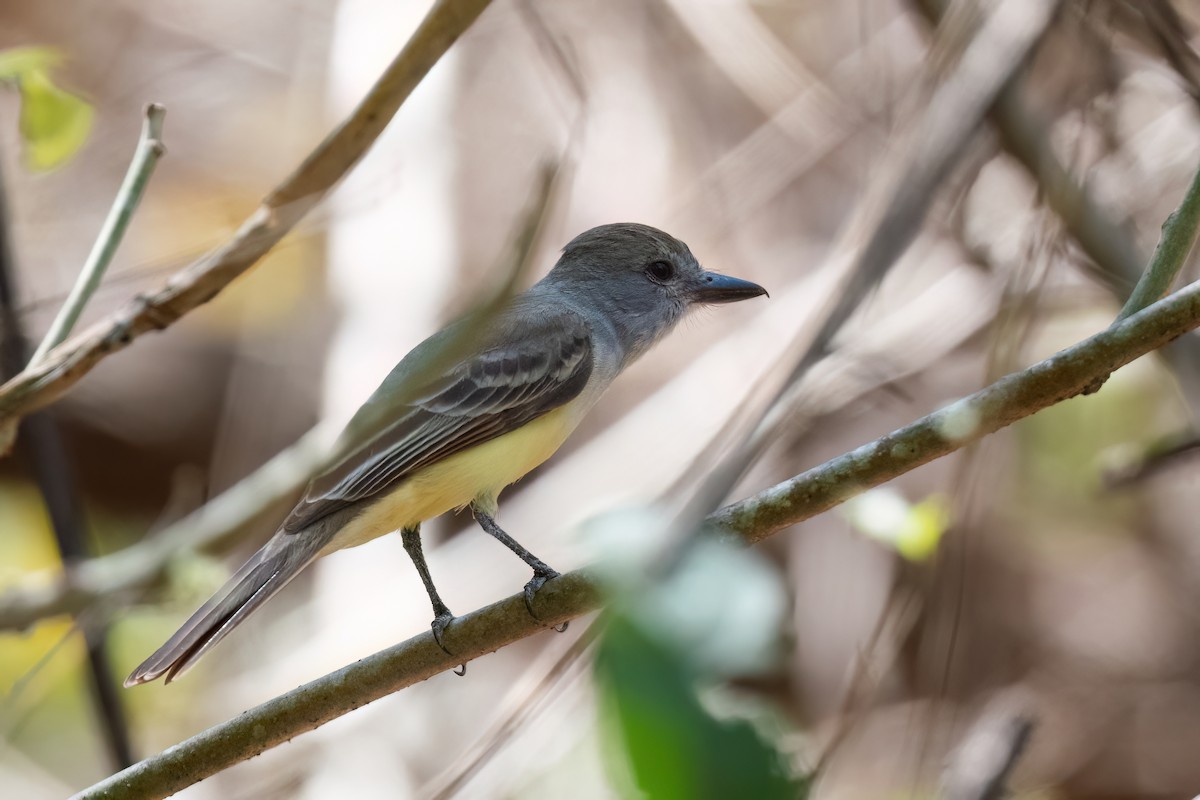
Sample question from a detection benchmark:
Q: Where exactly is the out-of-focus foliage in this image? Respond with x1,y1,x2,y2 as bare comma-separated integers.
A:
0,46,93,170
843,488,951,561
596,616,804,800
0,485,70,695
591,524,802,799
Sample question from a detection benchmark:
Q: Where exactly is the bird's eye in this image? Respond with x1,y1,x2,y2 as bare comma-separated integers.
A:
646,260,675,282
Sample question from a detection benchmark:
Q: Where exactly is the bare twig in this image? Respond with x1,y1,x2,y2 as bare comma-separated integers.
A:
1116,158,1200,321
669,0,1064,548
0,122,137,771
912,0,1200,406
76,275,1200,800
0,0,494,437
912,0,1145,294
1106,436,1200,487
28,103,166,366
1136,0,1200,109
1076,156,1200,393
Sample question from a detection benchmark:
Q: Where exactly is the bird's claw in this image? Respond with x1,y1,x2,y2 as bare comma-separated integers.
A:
431,610,466,676
523,567,567,632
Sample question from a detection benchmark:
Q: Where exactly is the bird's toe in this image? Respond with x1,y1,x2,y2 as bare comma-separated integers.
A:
430,610,466,676
522,568,567,632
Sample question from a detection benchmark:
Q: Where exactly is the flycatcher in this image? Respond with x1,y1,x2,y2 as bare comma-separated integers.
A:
126,222,767,685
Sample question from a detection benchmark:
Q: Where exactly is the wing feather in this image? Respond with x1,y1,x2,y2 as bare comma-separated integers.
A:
281,305,593,534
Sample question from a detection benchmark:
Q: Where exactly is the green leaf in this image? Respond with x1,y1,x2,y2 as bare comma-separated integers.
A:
15,68,93,170
595,616,805,800
0,46,64,82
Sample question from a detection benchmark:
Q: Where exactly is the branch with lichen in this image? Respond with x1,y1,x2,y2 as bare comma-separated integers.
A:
74,275,1200,800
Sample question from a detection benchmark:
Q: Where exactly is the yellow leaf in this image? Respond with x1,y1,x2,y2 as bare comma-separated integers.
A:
843,488,952,562
895,496,951,562
16,68,94,171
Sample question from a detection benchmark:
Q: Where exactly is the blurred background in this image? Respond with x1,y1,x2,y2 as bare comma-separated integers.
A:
4,0,1200,797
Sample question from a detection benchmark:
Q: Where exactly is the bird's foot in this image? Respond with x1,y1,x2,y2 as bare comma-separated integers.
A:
430,607,466,676
469,507,568,633
523,566,568,633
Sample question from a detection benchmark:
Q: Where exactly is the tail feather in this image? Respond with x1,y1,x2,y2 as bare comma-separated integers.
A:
124,533,325,686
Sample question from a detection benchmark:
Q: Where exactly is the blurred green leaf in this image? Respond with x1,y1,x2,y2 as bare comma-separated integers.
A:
0,46,93,170
595,616,805,800
583,510,787,676
16,69,94,170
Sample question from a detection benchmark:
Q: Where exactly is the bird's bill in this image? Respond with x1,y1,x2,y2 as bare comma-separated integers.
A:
694,271,769,304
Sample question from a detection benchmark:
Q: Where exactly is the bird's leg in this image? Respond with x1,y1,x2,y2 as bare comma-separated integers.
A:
470,504,567,632
400,526,466,674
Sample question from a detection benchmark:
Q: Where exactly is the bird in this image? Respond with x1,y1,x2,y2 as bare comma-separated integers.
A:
125,222,768,685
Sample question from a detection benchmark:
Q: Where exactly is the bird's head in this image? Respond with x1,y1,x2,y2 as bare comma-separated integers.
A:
542,222,767,359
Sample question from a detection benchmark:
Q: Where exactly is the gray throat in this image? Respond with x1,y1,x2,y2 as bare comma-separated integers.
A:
531,280,682,372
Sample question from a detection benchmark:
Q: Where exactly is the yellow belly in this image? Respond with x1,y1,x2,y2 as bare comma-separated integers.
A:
320,405,577,553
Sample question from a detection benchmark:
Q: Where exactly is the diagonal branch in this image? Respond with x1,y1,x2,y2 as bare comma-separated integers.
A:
0,0,493,440
77,277,1200,800
28,103,166,366
1115,159,1200,322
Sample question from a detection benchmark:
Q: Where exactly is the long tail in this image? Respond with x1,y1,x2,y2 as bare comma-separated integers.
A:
124,529,329,686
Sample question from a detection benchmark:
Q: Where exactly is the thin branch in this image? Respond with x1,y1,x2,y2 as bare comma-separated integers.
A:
912,0,1200,404
1136,0,1200,109
912,0,1144,294
669,0,1064,546
1077,156,1200,395
1116,158,1200,321
75,276,1200,800
1104,433,1200,488
0,0,493,438
0,115,137,771
0,106,169,730
28,103,166,366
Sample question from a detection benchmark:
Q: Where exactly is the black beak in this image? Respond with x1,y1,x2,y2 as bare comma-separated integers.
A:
694,271,769,304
